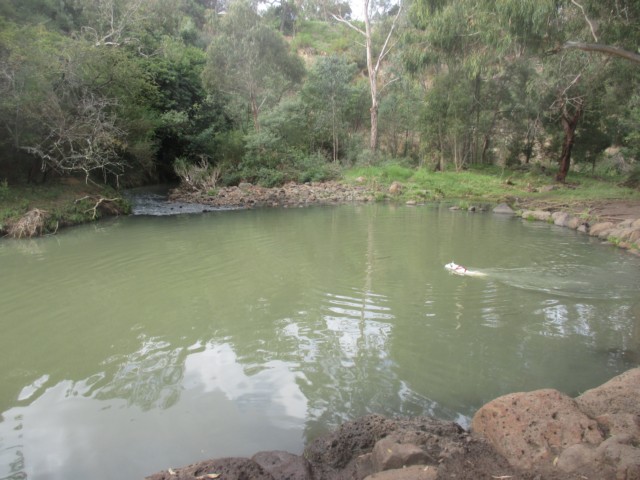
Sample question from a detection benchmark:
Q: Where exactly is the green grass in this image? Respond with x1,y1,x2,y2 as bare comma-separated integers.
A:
342,164,640,206
0,179,130,236
291,20,362,55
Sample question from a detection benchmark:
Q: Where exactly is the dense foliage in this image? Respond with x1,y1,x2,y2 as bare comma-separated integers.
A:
0,0,638,188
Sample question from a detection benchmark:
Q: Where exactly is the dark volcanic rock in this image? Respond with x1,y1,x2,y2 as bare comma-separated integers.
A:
251,450,314,480
146,457,274,480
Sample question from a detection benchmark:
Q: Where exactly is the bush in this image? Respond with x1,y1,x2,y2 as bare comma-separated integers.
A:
380,163,414,182
173,157,220,191
254,168,285,188
237,149,339,187
622,164,640,189
294,152,340,183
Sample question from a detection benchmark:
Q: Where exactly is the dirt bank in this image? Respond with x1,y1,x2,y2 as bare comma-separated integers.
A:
518,198,640,223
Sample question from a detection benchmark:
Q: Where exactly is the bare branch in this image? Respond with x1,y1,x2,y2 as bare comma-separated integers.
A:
561,72,582,98
570,0,598,42
374,2,403,73
379,76,401,93
331,14,366,36
73,195,121,220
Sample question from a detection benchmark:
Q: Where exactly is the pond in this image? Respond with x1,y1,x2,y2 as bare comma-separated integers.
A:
1,203,639,479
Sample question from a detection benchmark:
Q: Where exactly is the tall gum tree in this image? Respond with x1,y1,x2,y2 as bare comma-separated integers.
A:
406,0,560,169
333,0,403,152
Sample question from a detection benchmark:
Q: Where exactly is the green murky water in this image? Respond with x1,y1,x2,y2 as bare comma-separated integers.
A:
1,204,639,479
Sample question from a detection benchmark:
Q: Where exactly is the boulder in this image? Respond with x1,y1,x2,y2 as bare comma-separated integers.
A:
304,415,469,480
471,388,603,469
522,210,551,221
575,367,640,439
371,437,429,471
608,227,636,242
619,219,636,228
493,203,515,215
589,222,615,238
596,434,640,480
388,182,403,195
556,443,598,473
251,451,313,480
551,211,568,226
566,216,584,229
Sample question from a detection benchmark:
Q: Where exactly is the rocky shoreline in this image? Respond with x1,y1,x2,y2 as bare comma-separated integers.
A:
146,368,640,480
515,205,640,255
168,181,376,209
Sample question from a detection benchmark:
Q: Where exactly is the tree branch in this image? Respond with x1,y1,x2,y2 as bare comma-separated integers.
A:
563,41,640,65
570,0,598,42
331,14,366,36
374,3,403,73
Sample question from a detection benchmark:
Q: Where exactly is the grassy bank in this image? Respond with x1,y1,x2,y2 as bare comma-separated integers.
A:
2,164,638,238
343,164,640,210
0,179,130,238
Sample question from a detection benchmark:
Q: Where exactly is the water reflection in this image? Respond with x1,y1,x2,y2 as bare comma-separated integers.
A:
97,337,184,410
1,204,639,479
184,343,307,425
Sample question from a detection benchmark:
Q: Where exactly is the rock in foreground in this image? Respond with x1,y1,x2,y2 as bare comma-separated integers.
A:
473,368,640,479
147,368,640,480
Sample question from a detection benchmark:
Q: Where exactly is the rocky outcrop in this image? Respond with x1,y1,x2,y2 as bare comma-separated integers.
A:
146,415,518,480
472,368,640,479
146,369,640,480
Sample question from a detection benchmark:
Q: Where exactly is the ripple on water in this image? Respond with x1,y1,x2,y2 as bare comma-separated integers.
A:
1,204,639,480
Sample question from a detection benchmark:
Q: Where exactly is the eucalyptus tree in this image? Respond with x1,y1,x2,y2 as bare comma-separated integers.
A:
0,23,68,180
202,0,305,132
296,0,351,21
538,0,640,181
302,55,358,162
408,0,640,180
377,75,422,159
333,0,404,152
407,0,559,169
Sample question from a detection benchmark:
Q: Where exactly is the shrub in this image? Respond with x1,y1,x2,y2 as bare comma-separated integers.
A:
173,157,221,191
622,164,640,189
